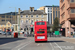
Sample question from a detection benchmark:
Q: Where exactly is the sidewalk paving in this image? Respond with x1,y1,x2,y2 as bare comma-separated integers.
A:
0,34,26,38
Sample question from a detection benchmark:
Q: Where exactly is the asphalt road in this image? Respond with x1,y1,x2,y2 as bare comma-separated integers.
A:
0,37,75,50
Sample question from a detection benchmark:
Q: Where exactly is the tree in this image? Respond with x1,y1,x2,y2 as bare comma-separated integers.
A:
21,21,31,31
52,17,59,32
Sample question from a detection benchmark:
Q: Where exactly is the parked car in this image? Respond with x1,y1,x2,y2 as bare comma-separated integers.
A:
2,32,6,35
0,30,3,34
8,32,11,35
12,31,15,35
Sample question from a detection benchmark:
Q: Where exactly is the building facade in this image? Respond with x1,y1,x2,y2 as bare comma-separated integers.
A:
0,12,18,31
17,7,47,34
39,6,60,24
60,0,75,37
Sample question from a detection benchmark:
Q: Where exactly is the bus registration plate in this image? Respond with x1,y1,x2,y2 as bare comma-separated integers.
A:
37,36,45,39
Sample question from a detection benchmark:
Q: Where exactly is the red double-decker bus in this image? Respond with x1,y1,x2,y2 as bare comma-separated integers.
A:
34,21,47,42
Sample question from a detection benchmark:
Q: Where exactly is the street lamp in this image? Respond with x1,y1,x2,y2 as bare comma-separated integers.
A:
11,12,12,24
9,7,16,24
9,7,17,31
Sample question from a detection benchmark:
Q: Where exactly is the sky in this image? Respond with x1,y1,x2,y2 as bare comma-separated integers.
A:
0,0,59,14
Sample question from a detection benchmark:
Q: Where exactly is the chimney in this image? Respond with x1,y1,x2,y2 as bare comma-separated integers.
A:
18,8,21,14
30,7,34,12
44,8,45,13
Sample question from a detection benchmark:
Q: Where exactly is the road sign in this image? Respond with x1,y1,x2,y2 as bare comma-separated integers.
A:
55,31,59,35
30,25,33,27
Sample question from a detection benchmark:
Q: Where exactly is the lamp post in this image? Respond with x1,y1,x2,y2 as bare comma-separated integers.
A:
9,7,17,31
11,12,12,24
9,7,16,24
5,14,7,37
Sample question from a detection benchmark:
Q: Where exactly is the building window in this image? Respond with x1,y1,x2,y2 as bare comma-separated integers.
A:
53,8,55,10
61,5,65,11
48,8,50,12
31,20,34,24
21,15,23,18
62,13,65,19
26,20,28,23
71,9,75,13
41,19,44,21
1,16,5,18
10,16,12,18
48,10,50,12
48,13,49,23
6,16,9,18
51,13,52,24
21,20,23,23
71,0,75,2
2,20,5,21
26,15,28,18
48,8,49,9
36,15,38,17
56,11,57,17
41,15,43,18
31,15,33,18
56,8,57,10
53,11,55,21
36,19,38,21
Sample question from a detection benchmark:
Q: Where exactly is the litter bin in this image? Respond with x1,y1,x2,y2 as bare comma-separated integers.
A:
14,32,18,38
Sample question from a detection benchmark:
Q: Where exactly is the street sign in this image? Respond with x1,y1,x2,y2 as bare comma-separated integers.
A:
30,25,33,27
55,31,59,35
61,29,63,31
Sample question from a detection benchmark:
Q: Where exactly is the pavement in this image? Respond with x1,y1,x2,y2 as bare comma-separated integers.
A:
0,34,25,38
0,37,75,50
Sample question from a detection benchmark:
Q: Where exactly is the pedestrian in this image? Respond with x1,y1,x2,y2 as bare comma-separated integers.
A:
24,31,27,37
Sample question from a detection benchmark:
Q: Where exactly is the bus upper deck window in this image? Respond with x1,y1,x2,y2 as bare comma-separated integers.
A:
36,22,45,25
41,22,45,25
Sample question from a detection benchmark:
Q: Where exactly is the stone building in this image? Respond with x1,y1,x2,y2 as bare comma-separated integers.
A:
17,7,47,34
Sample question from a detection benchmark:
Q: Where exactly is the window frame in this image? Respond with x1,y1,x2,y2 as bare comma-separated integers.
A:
70,0,75,3
21,15,23,18
71,9,75,13
31,20,34,24
41,14,44,18
36,14,38,18
26,15,28,18
31,15,33,18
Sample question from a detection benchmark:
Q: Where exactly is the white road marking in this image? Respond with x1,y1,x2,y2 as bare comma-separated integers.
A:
18,41,33,50
15,40,32,48
50,43,54,50
54,42,62,50
37,44,40,46
65,41,75,44
11,40,32,50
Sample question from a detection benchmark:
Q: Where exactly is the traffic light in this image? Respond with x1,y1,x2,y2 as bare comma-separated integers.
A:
31,28,33,32
24,28,26,31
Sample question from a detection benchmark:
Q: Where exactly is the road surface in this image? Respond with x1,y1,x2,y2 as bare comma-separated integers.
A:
0,37,75,50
